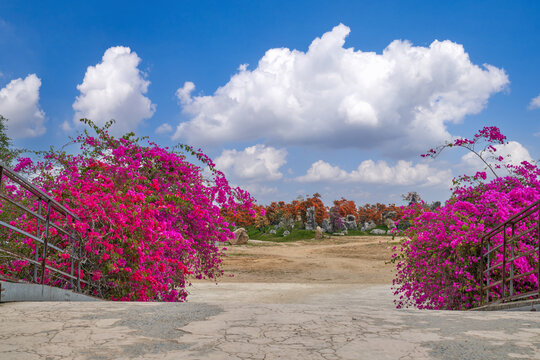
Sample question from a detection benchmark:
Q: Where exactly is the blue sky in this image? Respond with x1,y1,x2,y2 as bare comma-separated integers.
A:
1,1,539,206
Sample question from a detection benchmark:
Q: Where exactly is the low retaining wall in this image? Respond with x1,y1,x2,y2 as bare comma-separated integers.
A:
0,281,100,302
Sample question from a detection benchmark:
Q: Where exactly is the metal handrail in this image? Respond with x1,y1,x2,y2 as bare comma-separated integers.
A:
480,201,540,306
0,162,86,292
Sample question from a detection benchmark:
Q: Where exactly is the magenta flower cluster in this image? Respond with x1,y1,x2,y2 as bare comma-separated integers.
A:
394,127,540,310
2,123,256,301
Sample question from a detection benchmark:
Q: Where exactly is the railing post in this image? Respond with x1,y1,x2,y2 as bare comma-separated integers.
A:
487,240,491,303
510,223,515,297
70,225,75,290
34,201,42,283
77,235,82,292
480,235,484,306
537,204,540,300
502,224,507,302
40,200,52,285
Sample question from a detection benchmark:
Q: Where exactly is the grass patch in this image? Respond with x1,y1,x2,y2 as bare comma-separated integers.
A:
244,224,394,243
246,226,316,242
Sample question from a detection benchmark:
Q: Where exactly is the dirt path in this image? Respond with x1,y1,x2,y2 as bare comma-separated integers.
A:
205,235,400,285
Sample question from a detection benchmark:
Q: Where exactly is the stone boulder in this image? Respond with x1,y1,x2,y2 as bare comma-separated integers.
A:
315,226,323,239
229,227,249,245
370,229,387,235
305,206,316,231
321,219,332,233
384,218,396,229
381,211,397,222
269,229,277,234
362,221,377,232
344,214,357,230
283,230,290,236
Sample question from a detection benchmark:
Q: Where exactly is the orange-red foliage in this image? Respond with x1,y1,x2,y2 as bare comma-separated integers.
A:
333,197,357,217
224,192,406,229
295,193,328,224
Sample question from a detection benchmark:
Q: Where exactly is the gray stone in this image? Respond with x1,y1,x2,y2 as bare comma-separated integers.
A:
283,230,290,236
305,206,316,231
370,229,387,235
344,220,357,230
363,221,377,232
332,232,345,236
346,214,356,222
321,219,332,233
329,207,344,232
229,227,249,245
315,226,323,239
384,218,396,229
381,211,397,222
269,229,277,234
278,217,295,230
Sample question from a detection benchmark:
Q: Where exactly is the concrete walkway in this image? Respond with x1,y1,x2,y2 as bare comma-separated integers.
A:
1,283,540,359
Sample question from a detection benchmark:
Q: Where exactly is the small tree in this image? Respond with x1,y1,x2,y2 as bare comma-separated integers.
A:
0,115,23,166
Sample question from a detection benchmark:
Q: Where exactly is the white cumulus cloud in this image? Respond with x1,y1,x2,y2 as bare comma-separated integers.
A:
0,74,46,138
529,94,540,110
296,159,452,187
174,24,508,156
72,46,155,135
214,144,287,181
155,123,173,135
462,141,534,171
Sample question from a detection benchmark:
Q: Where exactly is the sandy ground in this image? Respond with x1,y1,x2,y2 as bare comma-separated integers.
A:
202,235,400,285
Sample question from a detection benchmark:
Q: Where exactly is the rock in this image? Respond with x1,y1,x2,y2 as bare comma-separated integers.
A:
229,227,249,245
381,211,397,222
370,229,387,235
321,219,332,233
315,226,323,239
305,206,316,231
278,217,295,230
269,229,277,234
329,207,344,232
332,232,345,236
283,230,290,236
346,214,356,222
363,221,376,232
344,220,357,230
384,218,396,229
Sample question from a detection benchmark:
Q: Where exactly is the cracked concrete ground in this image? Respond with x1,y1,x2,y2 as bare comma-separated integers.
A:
1,282,540,359
2,237,539,359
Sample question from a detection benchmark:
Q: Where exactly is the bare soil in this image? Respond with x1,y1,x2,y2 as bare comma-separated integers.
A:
206,235,401,285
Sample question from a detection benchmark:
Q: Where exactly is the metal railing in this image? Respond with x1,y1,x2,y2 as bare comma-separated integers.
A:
0,162,88,291
480,200,540,305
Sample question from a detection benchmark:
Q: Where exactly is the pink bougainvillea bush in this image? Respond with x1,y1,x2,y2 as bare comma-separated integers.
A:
1,120,256,301
393,127,540,310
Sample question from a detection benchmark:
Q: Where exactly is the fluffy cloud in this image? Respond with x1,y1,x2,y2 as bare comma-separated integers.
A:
461,141,534,170
0,74,46,138
155,123,173,135
214,144,287,181
529,94,540,110
174,24,508,156
296,159,452,187
72,46,155,135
